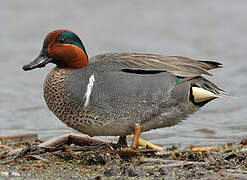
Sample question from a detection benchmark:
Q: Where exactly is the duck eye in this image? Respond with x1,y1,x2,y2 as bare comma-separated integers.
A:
58,37,66,44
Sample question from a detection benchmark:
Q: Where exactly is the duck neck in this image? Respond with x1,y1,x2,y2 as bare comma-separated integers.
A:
59,51,88,69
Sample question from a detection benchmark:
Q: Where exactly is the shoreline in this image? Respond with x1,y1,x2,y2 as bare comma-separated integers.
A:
1,134,247,179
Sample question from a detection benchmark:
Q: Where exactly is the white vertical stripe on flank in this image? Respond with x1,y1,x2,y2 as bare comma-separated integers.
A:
84,74,95,107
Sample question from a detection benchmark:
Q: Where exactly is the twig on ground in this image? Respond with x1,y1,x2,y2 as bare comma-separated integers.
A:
191,146,219,152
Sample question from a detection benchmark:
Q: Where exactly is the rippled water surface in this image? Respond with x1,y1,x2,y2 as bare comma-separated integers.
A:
1,1,247,147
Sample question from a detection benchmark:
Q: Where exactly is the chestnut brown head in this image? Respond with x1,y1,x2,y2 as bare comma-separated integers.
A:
23,29,88,71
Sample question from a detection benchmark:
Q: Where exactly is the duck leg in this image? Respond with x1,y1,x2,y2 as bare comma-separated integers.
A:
117,136,127,146
132,124,141,149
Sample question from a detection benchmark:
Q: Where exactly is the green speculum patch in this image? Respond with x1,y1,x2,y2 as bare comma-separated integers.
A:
176,77,183,82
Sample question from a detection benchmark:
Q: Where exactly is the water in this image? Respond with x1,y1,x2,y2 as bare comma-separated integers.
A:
1,0,247,148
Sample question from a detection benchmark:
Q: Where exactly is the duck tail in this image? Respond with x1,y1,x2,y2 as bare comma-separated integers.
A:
190,77,235,105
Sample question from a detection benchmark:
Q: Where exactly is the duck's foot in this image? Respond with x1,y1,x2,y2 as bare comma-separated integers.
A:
117,123,163,154
129,123,163,151
117,136,128,146
129,135,164,151
132,124,141,149
116,124,159,157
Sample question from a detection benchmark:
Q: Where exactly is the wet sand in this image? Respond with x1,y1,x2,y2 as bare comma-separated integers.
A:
1,136,247,179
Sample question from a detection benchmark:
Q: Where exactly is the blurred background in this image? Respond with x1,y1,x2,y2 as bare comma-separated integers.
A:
1,0,246,148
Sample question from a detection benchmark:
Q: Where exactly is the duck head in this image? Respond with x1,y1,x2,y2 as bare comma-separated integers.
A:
23,29,88,71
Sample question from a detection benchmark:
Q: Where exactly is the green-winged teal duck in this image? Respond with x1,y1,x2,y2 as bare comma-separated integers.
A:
23,29,231,148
